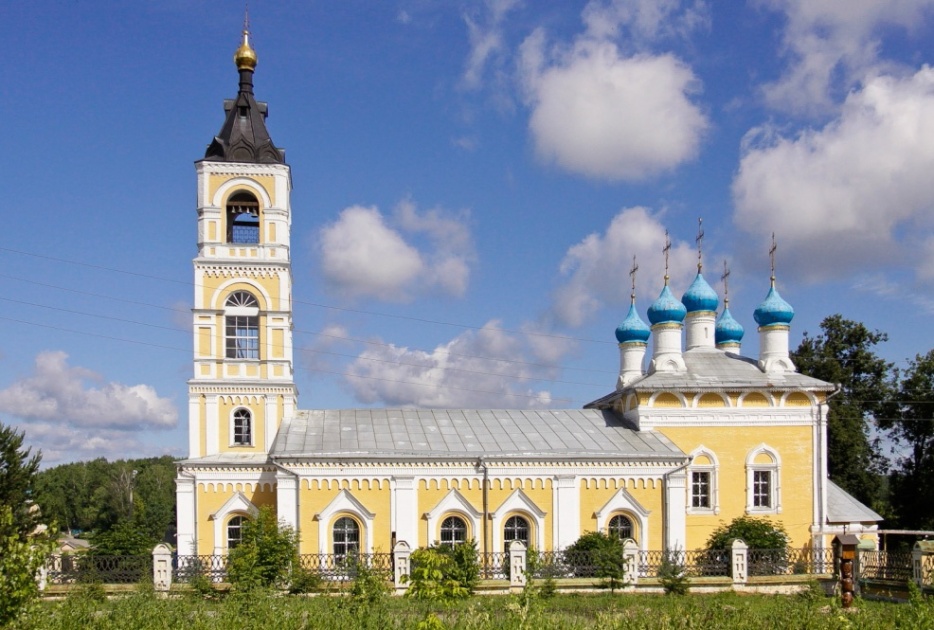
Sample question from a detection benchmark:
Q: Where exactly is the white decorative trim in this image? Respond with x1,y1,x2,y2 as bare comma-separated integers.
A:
745,443,782,514
210,491,259,555
210,177,274,209
316,489,376,554
594,488,650,549
691,392,731,407
425,489,483,545
687,446,720,515
211,279,272,311
491,489,546,552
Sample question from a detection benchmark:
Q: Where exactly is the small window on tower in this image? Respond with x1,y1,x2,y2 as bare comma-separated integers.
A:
226,191,260,244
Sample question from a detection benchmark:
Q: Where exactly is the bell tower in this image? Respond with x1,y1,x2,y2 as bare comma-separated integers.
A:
187,25,297,461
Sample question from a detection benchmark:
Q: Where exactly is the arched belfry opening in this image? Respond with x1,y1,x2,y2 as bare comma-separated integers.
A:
226,191,260,244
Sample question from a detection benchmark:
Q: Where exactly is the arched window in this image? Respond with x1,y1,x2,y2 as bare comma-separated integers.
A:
607,514,633,540
227,515,246,550
232,408,252,445
503,515,529,550
225,291,259,359
226,191,260,244
440,516,467,545
746,445,782,514
333,517,360,557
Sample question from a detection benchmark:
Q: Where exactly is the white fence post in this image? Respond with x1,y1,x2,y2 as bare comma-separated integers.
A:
152,544,173,592
913,543,925,587
509,541,527,590
623,539,639,585
393,540,411,593
731,539,748,586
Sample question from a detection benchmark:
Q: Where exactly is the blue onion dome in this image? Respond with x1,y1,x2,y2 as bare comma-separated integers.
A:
616,303,651,344
715,305,744,344
647,285,687,325
682,272,719,314
754,284,794,327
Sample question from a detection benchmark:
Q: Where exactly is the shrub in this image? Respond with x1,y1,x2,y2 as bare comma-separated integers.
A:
406,547,470,601
706,516,790,576
349,559,391,602
564,532,628,592
288,565,322,594
226,506,299,590
705,516,789,550
434,539,480,594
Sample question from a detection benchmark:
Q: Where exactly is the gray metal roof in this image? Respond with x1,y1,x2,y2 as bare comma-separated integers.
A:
827,479,883,524
271,408,686,461
588,349,834,408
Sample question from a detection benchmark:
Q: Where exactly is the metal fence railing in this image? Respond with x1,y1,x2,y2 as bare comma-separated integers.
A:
859,550,914,582
296,553,393,581
46,554,152,584
479,552,507,580
40,546,898,587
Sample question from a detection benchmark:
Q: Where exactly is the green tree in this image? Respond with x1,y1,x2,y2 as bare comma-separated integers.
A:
0,423,54,625
791,315,893,510
226,506,299,590
882,350,934,529
0,421,44,541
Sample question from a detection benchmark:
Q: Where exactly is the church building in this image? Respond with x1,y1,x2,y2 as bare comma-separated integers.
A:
175,29,880,559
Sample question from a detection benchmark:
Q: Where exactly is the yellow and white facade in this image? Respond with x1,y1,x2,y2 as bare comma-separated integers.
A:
176,32,880,559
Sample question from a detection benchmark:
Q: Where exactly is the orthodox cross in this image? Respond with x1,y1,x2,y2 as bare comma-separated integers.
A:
629,255,638,303
769,232,777,286
721,260,731,307
696,217,704,272
663,230,671,285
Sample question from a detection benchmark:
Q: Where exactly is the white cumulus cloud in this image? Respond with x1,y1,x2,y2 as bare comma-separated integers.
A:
344,321,568,408
760,0,934,113
733,67,934,283
551,207,699,327
0,351,177,430
518,7,708,181
317,200,475,301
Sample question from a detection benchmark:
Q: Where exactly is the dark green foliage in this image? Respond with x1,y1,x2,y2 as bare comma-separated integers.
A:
89,520,154,556
287,565,322,594
226,505,299,590
882,350,934,529
706,516,789,550
791,315,893,510
565,531,628,592
0,422,44,541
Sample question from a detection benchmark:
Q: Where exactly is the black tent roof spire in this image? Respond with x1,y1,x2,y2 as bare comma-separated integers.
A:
203,17,285,164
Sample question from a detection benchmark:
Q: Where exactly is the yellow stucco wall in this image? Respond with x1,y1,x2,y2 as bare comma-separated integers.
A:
658,424,814,548
578,478,664,549
297,479,392,555
195,482,277,553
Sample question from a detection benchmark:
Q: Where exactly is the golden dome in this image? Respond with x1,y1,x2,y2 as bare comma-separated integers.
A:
234,29,258,71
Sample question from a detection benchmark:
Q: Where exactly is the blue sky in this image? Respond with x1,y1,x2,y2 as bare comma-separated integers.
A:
4,1,934,465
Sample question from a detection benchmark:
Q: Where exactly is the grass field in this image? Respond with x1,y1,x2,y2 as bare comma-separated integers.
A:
8,585,934,630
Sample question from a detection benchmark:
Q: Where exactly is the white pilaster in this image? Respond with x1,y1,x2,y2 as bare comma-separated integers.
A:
276,471,299,533
176,474,196,556
553,475,579,550
393,476,418,548
665,471,687,551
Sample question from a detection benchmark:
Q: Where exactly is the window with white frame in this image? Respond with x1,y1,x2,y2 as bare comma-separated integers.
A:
607,514,634,540
503,515,529,550
688,447,720,514
746,445,781,514
440,515,467,545
227,515,247,550
232,408,252,446
225,291,259,359
333,516,360,557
